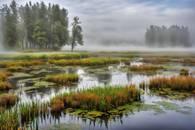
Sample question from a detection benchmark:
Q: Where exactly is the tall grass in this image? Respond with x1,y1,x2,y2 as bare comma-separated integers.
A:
148,76,195,92
45,73,79,85
0,71,13,91
48,58,126,66
50,85,140,112
0,60,44,68
0,93,18,108
129,65,164,72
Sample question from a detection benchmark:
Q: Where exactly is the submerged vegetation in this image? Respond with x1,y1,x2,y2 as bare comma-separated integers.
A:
50,85,140,112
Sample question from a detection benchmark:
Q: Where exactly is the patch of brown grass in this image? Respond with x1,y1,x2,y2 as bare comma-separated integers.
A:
130,65,164,72
0,93,18,108
148,76,195,92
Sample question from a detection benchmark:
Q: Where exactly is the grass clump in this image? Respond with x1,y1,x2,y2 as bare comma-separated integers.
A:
180,68,189,76
0,60,44,68
50,85,140,113
45,73,79,85
146,76,195,96
48,58,125,66
0,93,18,109
129,65,164,72
0,71,13,91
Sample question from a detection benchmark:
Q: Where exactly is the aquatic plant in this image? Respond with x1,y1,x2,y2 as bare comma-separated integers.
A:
180,68,189,76
50,85,140,112
0,93,18,108
147,76,195,92
45,73,79,85
129,65,164,72
0,109,19,130
0,71,13,91
48,58,126,66
0,60,44,68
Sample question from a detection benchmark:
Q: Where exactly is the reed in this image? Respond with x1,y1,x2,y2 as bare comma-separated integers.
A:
0,93,18,108
48,58,125,66
148,76,195,92
0,52,89,60
50,85,140,112
129,65,164,72
45,73,79,85
180,68,189,76
0,60,44,68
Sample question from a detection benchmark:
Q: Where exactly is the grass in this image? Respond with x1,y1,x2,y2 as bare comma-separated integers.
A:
0,71,13,91
0,93,18,109
0,60,44,68
180,68,189,76
48,57,127,66
0,52,89,60
45,73,79,85
50,85,140,112
129,65,164,72
147,76,195,92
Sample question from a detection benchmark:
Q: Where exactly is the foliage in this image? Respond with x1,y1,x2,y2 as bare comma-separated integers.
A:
0,0,82,51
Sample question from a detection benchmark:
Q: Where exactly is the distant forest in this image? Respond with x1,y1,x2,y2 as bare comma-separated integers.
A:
0,0,83,51
145,25,191,47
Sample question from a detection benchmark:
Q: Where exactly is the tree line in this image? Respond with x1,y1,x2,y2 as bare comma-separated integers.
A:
145,25,191,47
0,0,83,51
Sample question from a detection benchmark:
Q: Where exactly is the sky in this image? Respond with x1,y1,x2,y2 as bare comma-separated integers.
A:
0,0,195,50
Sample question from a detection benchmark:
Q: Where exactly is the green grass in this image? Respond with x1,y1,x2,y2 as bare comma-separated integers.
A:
0,52,89,60
45,73,79,85
50,85,140,112
48,57,128,66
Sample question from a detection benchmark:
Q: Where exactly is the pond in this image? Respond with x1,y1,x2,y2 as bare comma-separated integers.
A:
9,59,195,130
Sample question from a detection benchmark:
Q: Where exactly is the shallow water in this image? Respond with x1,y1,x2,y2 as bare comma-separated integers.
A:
10,60,195,130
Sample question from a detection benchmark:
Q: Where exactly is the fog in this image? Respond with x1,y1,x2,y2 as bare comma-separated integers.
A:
0,0,195,51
